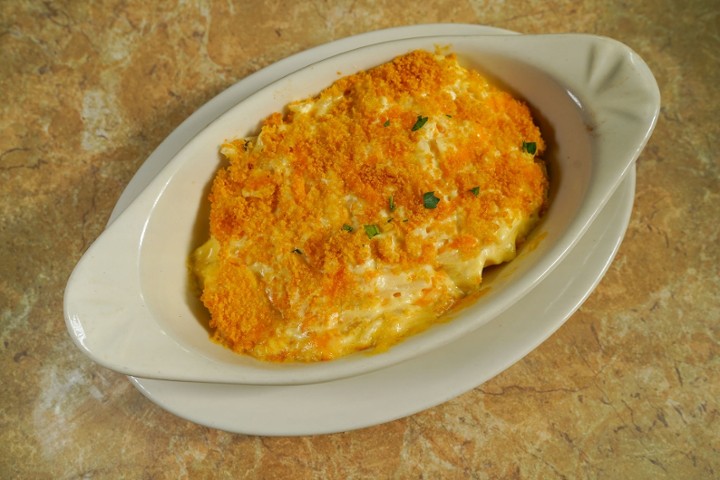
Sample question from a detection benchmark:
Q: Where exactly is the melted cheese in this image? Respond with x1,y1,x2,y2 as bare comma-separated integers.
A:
191,50,549,362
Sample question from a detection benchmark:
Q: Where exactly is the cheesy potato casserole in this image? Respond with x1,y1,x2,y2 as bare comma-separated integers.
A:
192,50,549,362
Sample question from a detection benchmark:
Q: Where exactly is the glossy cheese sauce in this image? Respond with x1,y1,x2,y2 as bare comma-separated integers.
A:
191,50,549,362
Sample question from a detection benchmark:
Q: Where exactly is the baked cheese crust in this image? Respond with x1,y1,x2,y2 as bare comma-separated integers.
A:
192,50,548,362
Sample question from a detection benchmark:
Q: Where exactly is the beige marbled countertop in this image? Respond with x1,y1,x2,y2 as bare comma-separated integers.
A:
2,1,718,478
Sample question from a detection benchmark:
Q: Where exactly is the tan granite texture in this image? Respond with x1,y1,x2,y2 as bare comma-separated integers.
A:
1,0,718,478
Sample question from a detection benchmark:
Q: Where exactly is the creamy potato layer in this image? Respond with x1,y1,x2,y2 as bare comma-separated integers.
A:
192,50,548,362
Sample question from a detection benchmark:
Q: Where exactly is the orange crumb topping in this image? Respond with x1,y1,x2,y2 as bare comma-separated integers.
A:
192,50,548,362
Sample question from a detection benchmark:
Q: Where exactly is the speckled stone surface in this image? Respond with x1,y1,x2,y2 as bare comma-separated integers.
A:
1,1,718,478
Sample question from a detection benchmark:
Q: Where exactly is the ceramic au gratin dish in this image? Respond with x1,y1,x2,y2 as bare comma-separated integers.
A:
64,31,659,385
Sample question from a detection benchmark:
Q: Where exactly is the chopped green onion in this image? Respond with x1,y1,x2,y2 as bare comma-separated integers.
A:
411,115,428,131
389,195,396,212
383,119,390,127
522,141,537,155
422,191,440,209
364,224,381,239
470,186,480,196
342,224,354,232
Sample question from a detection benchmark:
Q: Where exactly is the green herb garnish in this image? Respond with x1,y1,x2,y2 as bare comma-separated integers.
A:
411,115,428,131
364,224,381,239
522,141,537,155
422,191,440,209
383,119,390,127
389,195,396,212
292,248,303,254
342,224,354,232
470,186,480,196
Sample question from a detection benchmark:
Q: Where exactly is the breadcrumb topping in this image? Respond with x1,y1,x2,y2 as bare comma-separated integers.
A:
192,50,548,362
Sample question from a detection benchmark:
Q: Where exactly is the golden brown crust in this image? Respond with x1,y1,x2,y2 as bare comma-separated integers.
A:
194,50,548,362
